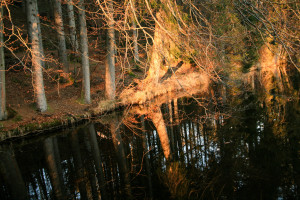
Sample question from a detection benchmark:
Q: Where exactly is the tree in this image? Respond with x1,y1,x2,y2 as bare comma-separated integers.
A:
27,0,47,112
53,0,69,73
0,5,7,120
78,0,91,103
66,0,78,53
105,0,116,100
26,0,46,68
131,0,139,63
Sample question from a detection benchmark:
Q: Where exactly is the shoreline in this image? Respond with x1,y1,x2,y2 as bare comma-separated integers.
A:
0,113,91,143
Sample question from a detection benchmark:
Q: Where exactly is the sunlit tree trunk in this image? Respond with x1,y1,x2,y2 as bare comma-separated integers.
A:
0,150,27,200
132,19,139,63
66,0,78,53
0,7,7,120
53,0,69,73
147,18,163,85
26,0,45,68
130,0,139,63
149,106,173,161
78,0,91,103
105,0,116,100
146,2,178,85
27,0,47,112
44,137,66,199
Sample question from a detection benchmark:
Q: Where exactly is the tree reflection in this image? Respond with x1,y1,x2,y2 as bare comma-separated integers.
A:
0,148,27,200
86,123,107,200
0,93,298,199
149,105,173,161
44,137,66,199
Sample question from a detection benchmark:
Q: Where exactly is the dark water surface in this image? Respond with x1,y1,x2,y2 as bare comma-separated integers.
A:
0,96,299,199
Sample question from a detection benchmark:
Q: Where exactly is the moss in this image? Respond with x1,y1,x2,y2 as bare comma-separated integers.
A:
77,96,85,104
24,123,39,132
41,119,61,129
7,107,17,119
12,115,23,122
127,70,136,78
132,65,142,72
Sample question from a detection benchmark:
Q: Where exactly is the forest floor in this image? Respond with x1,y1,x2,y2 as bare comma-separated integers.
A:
1,54,144,132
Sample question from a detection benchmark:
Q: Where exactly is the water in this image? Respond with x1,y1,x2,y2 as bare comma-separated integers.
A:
0,95,299,199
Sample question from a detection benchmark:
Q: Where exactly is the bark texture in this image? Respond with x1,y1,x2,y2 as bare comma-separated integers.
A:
132,11,139,62
66,0,78,52
0,7,7,120
105,0,116,100
53,0,69,73
27,0,47,112
78,0,91,103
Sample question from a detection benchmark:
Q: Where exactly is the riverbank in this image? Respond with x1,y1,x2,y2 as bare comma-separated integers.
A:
0,56,128,141
0,58,209,142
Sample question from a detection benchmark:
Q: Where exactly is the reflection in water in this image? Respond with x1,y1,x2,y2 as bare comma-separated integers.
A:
0,148,27,200
86,124,107,200
149,105,173,161
69,130,88,199
0,96,299,199
44,137,66,199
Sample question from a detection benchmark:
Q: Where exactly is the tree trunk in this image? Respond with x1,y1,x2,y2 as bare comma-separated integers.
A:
146,6,178,85
0,7,7,120
26,0,46,68
132,20,139,63
27,0,47,112
66,0,78,52
105,0,116,100
53,0,69,73
147,19,163,85
130,0,139,63
78,0,91,103
132,20,139,62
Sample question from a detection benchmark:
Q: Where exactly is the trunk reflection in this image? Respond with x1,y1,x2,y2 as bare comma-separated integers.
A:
0,95,298,199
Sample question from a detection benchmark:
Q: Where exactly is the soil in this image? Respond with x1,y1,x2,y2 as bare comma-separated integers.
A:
1,54,142,132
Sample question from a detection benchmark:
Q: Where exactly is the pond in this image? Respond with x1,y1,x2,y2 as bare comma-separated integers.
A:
0,94,299,199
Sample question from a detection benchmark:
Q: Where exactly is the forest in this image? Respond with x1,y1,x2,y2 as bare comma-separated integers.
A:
0,0,299,136
0,0,299,199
